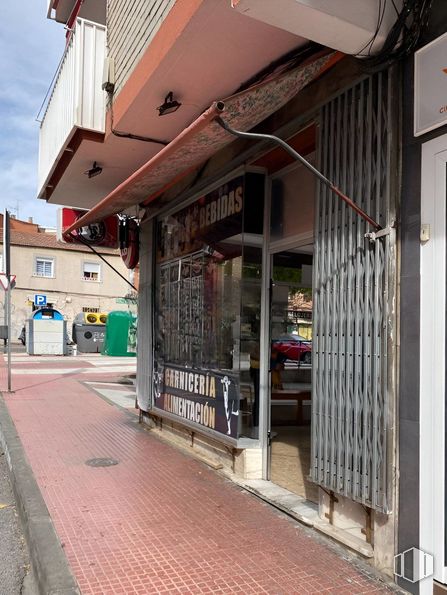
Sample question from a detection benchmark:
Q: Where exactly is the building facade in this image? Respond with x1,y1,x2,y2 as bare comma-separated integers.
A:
398,4,447,594
0,216,135,341
38,1,447,592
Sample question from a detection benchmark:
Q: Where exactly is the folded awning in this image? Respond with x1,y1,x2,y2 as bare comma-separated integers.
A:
65,50,342,234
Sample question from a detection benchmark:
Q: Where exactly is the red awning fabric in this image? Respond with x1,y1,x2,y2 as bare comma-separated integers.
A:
65,50,342,234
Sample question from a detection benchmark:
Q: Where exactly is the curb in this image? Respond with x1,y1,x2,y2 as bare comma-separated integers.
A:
0,393,80,595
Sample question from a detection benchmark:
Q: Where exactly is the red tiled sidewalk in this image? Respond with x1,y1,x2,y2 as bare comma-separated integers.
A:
2,357,395,594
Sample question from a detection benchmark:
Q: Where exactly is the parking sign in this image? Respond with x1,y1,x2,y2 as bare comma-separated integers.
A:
34,294,47,307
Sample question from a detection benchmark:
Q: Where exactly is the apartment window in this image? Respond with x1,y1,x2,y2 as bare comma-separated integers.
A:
83,262,101,282
34,257,54,278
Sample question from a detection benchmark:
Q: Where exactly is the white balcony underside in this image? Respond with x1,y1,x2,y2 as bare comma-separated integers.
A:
232,0,402,56
38,18,106,197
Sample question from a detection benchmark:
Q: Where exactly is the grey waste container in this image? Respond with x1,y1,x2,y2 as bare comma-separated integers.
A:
26,307,67,355
72,312,107,353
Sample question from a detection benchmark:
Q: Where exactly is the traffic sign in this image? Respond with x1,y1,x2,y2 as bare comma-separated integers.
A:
34,294,47,307
0,274,16,290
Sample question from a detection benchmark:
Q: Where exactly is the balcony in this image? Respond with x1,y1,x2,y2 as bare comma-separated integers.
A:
38,18,106,198
39,2,309,210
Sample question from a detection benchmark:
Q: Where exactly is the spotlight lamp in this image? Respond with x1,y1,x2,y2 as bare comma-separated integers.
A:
84,162,103,179
157,92,182,116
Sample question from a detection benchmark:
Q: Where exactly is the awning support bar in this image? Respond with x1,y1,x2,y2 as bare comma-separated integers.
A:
216,116,382,231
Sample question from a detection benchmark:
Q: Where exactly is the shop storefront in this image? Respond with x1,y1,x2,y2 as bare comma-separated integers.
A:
134,60,398,575
44,1,447,587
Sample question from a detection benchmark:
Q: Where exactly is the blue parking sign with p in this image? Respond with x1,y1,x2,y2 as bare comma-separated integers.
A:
34,294,47,307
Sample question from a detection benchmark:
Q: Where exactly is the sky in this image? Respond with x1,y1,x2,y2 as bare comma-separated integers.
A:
0,1,65,228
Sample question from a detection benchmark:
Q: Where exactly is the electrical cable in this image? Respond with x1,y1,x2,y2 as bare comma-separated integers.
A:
390,0,400,16
108,93,169,146
354,0,387,58
356,0,433,71
67,231,137,291
102,3,168,147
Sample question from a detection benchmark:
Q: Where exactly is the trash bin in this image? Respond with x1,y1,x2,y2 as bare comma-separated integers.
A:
26,307,67,355
72,312,107,353
102,311,137,357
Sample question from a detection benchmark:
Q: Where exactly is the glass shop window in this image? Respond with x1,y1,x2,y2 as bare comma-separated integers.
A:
154,173,264,440
270,158,316,243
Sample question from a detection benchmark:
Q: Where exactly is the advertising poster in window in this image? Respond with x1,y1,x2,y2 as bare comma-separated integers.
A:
153,364,240,438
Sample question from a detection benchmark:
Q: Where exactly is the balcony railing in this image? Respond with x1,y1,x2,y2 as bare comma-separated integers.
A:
38,18,106,196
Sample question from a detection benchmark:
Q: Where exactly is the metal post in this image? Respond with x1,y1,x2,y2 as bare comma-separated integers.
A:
260,175,272,478
6,282,11,393
3,209,11,392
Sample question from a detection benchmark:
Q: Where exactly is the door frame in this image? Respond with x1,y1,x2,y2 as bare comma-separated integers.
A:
260,175,271,478
261,167,315,480
420,133,447,589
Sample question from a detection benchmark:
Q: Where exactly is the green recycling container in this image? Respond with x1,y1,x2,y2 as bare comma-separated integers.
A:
102,311,137,357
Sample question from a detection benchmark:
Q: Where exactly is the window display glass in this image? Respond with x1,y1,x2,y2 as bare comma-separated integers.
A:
153,173,264,440
270,160,315,243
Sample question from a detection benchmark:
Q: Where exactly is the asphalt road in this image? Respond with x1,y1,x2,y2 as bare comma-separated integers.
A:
0,451,35,595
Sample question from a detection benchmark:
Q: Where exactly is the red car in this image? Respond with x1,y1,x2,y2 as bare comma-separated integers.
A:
272,334,312,364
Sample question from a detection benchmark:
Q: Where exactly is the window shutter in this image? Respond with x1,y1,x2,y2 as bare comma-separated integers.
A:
83,262,100,280
84,262,100,274
311,71,397,513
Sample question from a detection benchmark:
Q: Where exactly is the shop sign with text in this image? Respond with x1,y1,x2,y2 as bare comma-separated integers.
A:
157,176,244,262
153,364,240,439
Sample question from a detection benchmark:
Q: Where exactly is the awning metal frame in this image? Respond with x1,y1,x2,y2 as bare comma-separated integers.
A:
215,116,383,233
63,51,341,236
